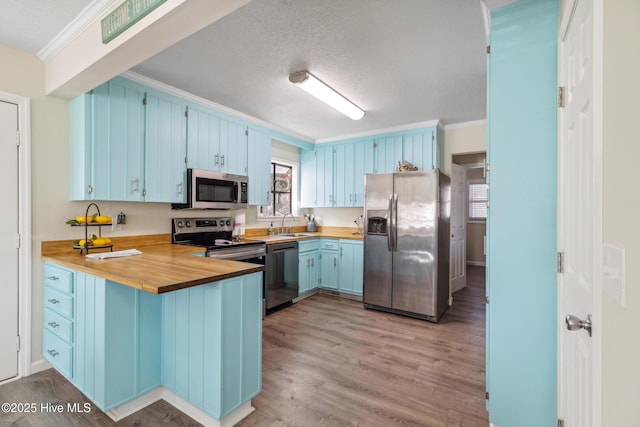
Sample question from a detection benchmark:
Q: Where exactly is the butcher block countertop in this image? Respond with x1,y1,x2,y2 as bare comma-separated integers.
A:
41,227,361,294
41,234,263,294
244,226,364,244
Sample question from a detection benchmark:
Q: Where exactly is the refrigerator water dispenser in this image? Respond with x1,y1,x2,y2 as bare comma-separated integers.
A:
366,211,388,235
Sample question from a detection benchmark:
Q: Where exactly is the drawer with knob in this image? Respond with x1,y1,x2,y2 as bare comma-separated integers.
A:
44,264,74,294
43,329,73,379
44,287,74,319
44,308,73,343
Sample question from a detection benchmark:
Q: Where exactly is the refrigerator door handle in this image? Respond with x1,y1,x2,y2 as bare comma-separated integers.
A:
392,193,398,252
387,194,393,251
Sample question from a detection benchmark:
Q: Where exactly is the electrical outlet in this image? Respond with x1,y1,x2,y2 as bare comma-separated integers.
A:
112,211,126,231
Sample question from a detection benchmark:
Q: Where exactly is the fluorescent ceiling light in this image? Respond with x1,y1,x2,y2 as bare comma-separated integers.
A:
289,71,365,120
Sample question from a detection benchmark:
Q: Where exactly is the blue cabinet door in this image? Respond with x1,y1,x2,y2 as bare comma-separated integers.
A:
320,250,339,290
247,127,272,205
219,117,248,176
186,104,220,171
92,78,145,201
299,253,311,294
315,146,334,207
70,93,93,200
403,129,434,171
144,89,187,203
486,1,558,426
333,144,348,207
352,140,366,206
374,135,403,173
338,240,364,295
300,149,317,208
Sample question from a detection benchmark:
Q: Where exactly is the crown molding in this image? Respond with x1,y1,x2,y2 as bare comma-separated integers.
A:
121,70,314,143
37,0,120,63
443,119,487,131
315,119,442,144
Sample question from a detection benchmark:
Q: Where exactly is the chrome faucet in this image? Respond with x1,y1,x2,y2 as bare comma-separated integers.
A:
280,213,291,234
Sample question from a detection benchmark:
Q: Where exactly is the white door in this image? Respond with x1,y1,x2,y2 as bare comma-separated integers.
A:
0,100,19,382
450,163,467,294
558,0,602,425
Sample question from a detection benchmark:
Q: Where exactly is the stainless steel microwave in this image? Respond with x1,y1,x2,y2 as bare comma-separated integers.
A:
172,169,248,210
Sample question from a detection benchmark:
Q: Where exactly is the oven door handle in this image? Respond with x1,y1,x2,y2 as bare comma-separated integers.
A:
207,249,266,260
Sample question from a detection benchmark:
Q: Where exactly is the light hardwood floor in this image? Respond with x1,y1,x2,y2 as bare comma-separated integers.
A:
0,266,487,427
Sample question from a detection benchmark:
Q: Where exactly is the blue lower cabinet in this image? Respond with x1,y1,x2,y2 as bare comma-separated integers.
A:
338,240,364,296
44,262,262,422
73,273,162,410
162,272,262,419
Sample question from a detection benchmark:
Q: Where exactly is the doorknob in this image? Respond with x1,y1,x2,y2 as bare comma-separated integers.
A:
565,314,592,337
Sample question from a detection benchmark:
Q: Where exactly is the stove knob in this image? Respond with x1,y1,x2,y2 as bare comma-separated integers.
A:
177,221,183,228
185,220,192,228
225,219,232,227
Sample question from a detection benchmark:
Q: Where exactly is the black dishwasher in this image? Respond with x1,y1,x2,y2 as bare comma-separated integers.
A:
265,241,299,313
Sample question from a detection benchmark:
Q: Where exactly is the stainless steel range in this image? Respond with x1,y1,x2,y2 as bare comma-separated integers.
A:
172,217,267,314
171,217,266,261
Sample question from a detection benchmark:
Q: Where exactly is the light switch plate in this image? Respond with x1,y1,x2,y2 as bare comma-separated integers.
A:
603,243,625,307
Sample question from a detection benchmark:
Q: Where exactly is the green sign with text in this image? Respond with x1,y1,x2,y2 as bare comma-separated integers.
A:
101,0,168,44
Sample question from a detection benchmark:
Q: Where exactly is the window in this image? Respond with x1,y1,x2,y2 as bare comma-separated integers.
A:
258,161,298,217
468,182,488,221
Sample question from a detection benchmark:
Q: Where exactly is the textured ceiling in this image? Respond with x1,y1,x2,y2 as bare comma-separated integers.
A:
132,0,487,140
0,0,487,141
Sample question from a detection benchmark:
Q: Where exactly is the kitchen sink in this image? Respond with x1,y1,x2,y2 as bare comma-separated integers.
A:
276,233,313,237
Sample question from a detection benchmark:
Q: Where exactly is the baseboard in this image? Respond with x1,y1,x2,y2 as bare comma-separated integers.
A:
106,387,164,421
105,386,254,426
30,358,52,375
163,388,254,427
466,261,486,267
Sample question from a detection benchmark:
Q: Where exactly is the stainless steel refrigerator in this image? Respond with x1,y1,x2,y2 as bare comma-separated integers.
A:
363,169,450,322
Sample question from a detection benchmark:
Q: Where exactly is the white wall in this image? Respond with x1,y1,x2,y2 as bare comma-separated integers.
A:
442,121,487,176
602,0,640,424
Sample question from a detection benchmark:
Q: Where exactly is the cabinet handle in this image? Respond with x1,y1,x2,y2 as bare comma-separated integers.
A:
133,178,140,193
221,154,225,166
87,185,93,194
47,276,59,281
340,247,343,257
334,257,337,267
350,194,352,203
47,299,59,305
311,258,314,267
48,322,59,328
47,349,59,357
177,182,183,196
307,258,311,268
215,154,220,165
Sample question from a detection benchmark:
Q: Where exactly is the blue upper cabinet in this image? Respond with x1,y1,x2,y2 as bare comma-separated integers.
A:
373,135,403,174
315,145,334,207
333,140,370,207
247,126,272,205
300,149,317,208
186,104,220,171
70,77,146,201
186,104,248,176
70,77,187,203
144,89,187,203
402,130,434,171
486,1,558,426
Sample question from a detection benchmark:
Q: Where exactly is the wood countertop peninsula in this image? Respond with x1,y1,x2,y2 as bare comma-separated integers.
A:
41,234,264,294
41,227,361,294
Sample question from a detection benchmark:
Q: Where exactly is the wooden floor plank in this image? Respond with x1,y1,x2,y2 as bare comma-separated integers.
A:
0,266,487,426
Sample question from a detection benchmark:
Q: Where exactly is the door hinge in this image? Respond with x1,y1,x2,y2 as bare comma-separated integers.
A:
485,391,489,400
558,419,564,427
16,130,21,146
485,296,490,304
16,233,21,249
558,86,566,108
486,45,491,54
185,108,188,118
245,129,249,136
557,251,564,273
486,200,490,209
142,96,147,105
16,335,20,352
